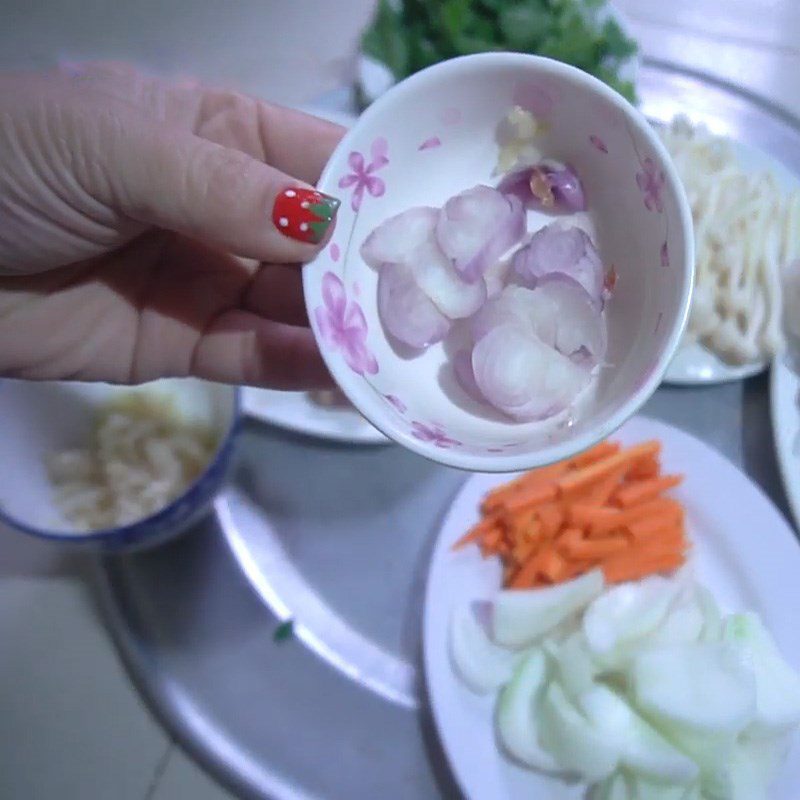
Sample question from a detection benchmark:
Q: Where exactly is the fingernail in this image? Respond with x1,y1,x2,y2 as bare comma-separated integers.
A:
272,187,341,245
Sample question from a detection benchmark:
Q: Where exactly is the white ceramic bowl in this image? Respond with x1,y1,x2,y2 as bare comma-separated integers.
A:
304,53,693,472
0,378,240,551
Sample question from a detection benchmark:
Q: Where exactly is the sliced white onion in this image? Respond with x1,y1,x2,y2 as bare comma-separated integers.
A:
436,185,526,284
630,643,757,734
449,603,518,694
496,650,562,772
360,206,439,269
377,262,451,349
583,575,682,657
471,324,590,421
409,235,487,320
513,223,604,307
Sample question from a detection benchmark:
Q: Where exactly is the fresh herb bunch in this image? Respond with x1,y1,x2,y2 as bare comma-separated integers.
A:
361,0,638,103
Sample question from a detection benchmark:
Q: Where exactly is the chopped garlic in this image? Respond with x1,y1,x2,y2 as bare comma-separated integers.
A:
496,106,541,175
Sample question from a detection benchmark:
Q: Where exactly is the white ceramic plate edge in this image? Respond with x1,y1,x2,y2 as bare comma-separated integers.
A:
241,387,389,446
664,340,768,385
770,355,800,530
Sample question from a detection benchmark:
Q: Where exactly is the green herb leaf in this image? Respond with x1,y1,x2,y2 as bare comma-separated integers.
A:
600,17,638,60
273,620,294,643
361,0,409,78
499,3,552,51
359,0,640,104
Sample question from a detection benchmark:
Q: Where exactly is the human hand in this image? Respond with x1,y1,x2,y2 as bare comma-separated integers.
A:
0,62,344,388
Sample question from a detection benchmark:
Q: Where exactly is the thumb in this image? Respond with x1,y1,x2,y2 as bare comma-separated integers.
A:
98,117,341,263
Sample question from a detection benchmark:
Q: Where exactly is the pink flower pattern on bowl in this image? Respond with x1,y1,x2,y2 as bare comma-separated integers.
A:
384,394,407,414
419,136,442,151
338,137,389,211
411,422,461,449
315,272,378,376
636,157,665,213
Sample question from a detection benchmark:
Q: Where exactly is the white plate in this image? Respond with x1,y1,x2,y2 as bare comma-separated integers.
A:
771,354,800,529
664,340,767,385
423,415,800,800
663,136,799,386
242,387,388,445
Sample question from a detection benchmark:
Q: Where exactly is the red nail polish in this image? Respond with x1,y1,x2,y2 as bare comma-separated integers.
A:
272,187,340,244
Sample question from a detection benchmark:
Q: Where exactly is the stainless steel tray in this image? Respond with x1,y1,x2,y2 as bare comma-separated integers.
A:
93,60,799,800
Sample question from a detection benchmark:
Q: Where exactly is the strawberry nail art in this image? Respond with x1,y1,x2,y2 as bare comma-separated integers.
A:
272,187,340,244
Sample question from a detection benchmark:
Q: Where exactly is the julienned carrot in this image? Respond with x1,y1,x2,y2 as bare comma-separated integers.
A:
584,467,627,506
588,497,681,535
452,516,500,550
562,533,629,560
628,455,660,480
510,549,547,589
627,510,684,540
602,550,686,584
571,440,621,468
457,437,688,591
615,474,684,507
503,481,558,512
556,526,585,551
482,462,568,511
539,548,567,582
558,441,661,496
536,502,564,539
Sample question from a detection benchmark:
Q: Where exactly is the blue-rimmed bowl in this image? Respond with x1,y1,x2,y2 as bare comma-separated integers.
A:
0,378,240,553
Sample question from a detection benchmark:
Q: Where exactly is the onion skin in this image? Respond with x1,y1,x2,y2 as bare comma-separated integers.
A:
498,162,587,213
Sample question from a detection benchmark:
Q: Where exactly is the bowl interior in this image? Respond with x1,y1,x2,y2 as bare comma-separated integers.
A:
305,54,692,470
0,378,237,534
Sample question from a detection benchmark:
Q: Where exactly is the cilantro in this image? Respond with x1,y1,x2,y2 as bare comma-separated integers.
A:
361,0,409,78
360,0,639,104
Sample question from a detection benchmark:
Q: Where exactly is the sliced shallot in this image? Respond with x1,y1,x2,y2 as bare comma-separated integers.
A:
472,283,606,365
360,206,439,270
534,275,607,365
471,324,590,421
377,262,451,350
498,161,586,213
409,236,487,319
484,255,512,299
361,204,486,321
513,223,604,307
436,185,526,284
453,349,484,402
471,286,558,349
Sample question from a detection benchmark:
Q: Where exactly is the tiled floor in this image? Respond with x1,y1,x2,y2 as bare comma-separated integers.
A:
1,1,799,798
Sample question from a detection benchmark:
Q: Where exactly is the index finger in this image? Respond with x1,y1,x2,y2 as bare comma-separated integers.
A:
190,89,345,184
